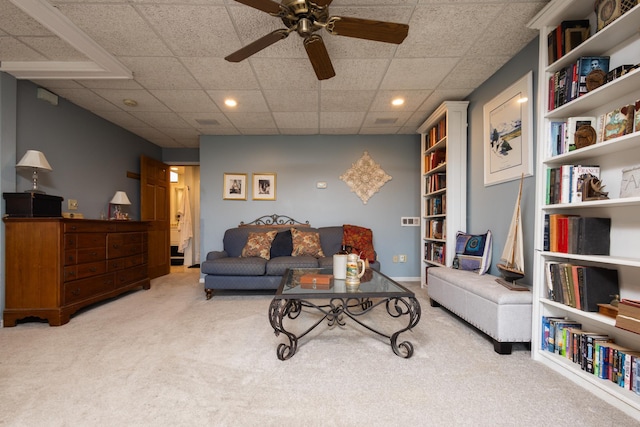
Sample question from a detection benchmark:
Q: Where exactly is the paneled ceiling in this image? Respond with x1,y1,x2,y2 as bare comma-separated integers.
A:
0,0,549,148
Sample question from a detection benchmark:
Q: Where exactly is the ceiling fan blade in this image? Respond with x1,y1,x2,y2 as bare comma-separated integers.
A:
225,29,290,62
304,35,335,80
326,16,409,44
232,0,283,15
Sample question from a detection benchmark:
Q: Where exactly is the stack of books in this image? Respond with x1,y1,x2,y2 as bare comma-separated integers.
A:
616,299,640,334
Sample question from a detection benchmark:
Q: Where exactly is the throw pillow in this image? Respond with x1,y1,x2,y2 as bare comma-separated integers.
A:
291,228,325,258
342,224,376,262
270,229,293,258
452,230,492,275
241,230,277,260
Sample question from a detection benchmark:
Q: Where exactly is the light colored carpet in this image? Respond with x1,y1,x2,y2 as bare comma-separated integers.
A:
0,268,638,426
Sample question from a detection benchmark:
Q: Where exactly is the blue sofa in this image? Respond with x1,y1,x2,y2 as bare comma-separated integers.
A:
201,222,379,299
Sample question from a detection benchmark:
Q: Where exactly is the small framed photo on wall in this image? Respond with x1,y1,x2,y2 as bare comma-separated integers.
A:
252,173,276,201
223,173,247,200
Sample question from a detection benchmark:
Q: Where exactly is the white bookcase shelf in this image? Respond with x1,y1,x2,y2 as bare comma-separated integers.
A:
529,0,640,419
418,101,468,284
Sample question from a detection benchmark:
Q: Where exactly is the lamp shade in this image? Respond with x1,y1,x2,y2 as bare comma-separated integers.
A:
16,150,52,171
110,191,131,205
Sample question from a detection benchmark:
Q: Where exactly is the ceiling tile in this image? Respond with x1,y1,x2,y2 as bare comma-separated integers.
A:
321,90,376,112
320,112,366,130
263,90,319,112
150,90,221,113
273,112,319,130
181,57,260,90
207,90,269,112
130,111,193,128
320,59,389,91
17,36,87,61
53,88,121,112
225,112,276,129
92,89,170,112
369,90,432,112
0,37,47,60
118,57,201,90
381,58,459,90
52,3,172,56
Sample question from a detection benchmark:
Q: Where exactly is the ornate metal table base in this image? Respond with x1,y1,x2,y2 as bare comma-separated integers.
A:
268,296,421,360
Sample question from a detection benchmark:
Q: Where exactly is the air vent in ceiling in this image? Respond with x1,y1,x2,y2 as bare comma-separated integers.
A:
195,119,220,126
374,118,398,125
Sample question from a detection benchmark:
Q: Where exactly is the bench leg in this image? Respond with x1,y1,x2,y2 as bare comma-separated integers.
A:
429,298,440,308
493,340,512,355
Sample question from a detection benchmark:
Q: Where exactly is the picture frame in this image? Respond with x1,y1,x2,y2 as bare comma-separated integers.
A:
252,173,276,201
223,173,247,200
483,71,534,186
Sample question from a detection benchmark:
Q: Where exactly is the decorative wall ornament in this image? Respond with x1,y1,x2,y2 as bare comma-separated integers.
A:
340,151,392,204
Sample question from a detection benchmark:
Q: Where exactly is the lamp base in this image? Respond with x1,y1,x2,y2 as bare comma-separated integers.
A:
24,189,46,194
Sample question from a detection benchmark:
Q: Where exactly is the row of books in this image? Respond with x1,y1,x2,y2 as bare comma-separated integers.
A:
547,102,640,158
542,316,640,395
545,164,599,205
544,262,618,312
548,56,609,111
425,172,446,194
425,117,447,149
543,215,610,255
425,195,445,216
423,150,445,173
426,219,445,240
546,19,590,64
424,242,445,265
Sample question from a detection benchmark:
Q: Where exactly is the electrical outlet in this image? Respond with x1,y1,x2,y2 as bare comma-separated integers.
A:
399,254,407,263
68,199,78,210
392,255,398,263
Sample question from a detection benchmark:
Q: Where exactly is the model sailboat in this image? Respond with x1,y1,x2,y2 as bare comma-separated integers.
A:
496,174,527,290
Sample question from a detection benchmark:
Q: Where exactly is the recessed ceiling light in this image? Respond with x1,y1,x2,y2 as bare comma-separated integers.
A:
517,97,529,103
391,98,405,106
224,98,237,107
122,98,138,107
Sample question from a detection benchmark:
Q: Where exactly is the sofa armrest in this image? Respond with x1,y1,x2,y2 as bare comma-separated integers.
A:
206,250,228,260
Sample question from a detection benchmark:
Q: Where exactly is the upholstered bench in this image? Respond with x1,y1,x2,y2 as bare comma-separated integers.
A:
427,267,532,354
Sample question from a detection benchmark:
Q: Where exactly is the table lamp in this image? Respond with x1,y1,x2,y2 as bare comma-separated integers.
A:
109,191,131,220
16,150,52,194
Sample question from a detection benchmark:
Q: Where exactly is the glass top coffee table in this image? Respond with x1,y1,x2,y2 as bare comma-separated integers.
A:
268,268,421,360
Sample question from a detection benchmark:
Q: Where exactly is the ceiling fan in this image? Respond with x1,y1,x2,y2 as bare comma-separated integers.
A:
225,0,410,80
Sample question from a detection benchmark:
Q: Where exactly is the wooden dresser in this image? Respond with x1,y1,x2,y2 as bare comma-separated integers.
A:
3,218,150,326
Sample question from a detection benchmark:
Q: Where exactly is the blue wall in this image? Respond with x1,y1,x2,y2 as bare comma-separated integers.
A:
200,134,421,279
14,80,161,219
466,38,539,284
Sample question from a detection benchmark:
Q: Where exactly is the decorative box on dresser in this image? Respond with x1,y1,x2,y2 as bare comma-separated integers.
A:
529,0,640,419
418,101,468,286
3,218,150,327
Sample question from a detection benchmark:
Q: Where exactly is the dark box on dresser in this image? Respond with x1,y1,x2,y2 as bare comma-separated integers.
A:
3,192,63,217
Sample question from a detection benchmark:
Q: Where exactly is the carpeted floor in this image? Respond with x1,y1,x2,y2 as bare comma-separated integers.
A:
0,267,638,426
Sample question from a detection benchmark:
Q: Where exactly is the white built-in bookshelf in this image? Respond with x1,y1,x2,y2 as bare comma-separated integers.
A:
418,101,468,286
529,0,640,419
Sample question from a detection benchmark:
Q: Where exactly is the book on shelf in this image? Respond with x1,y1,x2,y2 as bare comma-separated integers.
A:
577,217,610,255
424,150,446,172
570,165,600,203
603,104,636,141
618,299,640,319
547,20,590,64
576,56,610,98
616,314,640,335
544,215,610,255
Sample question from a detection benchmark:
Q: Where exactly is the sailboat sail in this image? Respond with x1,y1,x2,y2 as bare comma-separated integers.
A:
497,174,525,281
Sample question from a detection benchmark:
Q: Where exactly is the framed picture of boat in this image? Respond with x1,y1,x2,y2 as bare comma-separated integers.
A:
483,71,534,186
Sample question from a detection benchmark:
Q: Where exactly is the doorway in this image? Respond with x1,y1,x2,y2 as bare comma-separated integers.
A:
169,165,201,268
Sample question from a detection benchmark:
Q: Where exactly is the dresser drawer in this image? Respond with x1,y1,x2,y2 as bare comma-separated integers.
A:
108,254,145,271
76,233,107,248
77,247,106,264
64,273,115,304
115,265,147,288
65,221,115,233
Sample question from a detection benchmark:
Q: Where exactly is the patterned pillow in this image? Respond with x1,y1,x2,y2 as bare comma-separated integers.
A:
291,228,325,258
342,224,376,262
241,230,277,260
452,230,492,275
